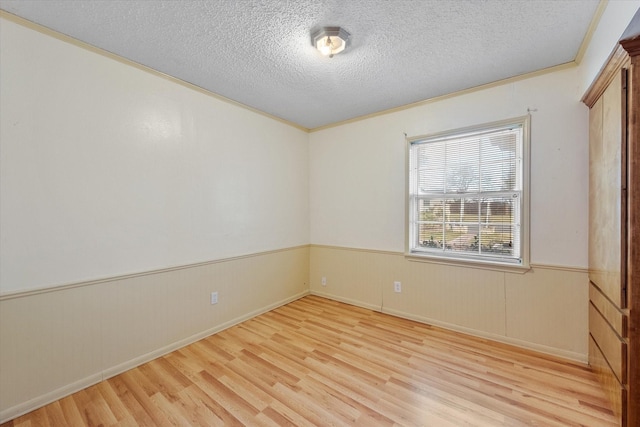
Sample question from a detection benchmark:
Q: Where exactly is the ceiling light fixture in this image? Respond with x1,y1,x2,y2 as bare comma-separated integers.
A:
311,27,350,58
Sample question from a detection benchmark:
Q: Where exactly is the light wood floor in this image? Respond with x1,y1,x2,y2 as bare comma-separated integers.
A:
3,295,617,426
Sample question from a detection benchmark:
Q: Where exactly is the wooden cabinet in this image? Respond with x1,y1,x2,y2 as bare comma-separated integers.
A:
583,11,640,427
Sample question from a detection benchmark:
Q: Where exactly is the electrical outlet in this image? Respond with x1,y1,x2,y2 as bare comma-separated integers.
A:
394,281,402,293
321,277,327,286
210,291,218,304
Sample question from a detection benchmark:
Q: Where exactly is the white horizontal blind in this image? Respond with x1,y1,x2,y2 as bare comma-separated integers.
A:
409,121,524,264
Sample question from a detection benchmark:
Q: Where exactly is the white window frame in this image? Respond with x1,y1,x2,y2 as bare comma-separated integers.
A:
405,116,530,271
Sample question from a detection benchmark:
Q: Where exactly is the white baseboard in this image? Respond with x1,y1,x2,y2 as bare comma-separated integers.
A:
0,290,309,424
382,307,587,363
311,291,587,364
310,290,383,312
0,373,103,424
102,290,310,380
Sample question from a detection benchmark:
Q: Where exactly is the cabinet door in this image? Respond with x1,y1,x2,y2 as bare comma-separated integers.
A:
589,68,628,424
589,69,626,308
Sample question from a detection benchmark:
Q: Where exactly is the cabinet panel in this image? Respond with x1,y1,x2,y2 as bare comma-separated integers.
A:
589,73,624,307
589,336,626,421
589,303,627,383
590,282,627,338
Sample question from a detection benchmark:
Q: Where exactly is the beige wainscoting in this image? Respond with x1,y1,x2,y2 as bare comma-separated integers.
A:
0,246,309,423
310,245,588,363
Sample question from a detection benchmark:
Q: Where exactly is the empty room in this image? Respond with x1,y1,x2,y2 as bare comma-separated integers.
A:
1,0,639,425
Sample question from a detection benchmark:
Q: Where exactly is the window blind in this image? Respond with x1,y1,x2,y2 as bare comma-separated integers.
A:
408,121,525,265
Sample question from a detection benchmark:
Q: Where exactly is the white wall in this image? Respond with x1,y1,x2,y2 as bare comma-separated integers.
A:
578,0,640,96
310,67,588,268
0,15,310,422
0,16,309,294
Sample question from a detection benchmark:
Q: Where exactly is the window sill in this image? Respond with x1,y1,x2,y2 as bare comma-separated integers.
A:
405,252,531,274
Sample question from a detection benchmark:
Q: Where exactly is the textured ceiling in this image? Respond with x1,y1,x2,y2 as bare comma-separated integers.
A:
0,0,600,129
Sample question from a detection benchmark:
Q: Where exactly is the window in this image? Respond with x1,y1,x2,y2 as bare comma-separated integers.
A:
407,117,529,267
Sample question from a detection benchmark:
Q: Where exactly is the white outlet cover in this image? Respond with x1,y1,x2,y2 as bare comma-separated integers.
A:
210,291,218,304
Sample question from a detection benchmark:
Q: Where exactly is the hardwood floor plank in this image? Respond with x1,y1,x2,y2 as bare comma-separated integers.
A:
24,407,49,427
178,384,236,426
107,375,157,426
40,401,66,427
270,381,353,426
301,377,395,426
174,386,224,427
58,395,85,426
117,371,174,427
260,405,300,427
262,400,317,427
84,386,119,426
1,296,618,426
197,370,261,421
94,381,130,423
149,392,193,426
